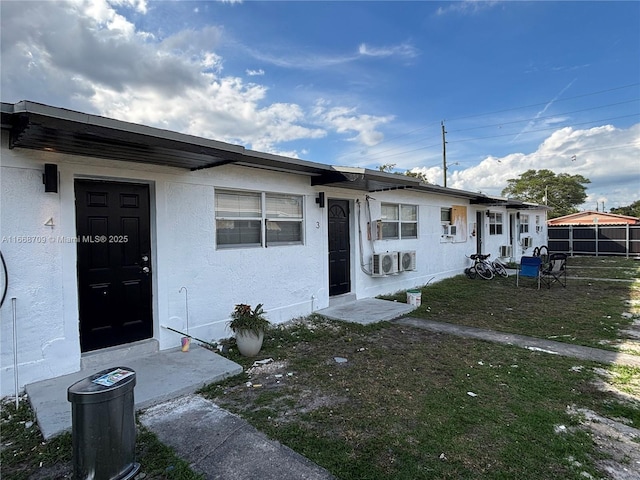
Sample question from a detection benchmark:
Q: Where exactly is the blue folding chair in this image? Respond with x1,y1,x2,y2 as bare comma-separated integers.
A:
516,256,543,289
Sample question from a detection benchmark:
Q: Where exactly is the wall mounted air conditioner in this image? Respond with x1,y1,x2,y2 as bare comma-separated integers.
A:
372,252,398,276
442,224,457,237
499,245,512,258
398,251,417,272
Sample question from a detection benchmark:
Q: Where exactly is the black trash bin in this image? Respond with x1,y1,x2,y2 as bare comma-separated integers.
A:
67,367,140,480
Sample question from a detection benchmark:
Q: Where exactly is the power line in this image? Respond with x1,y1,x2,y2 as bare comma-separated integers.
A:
342,83,639,159
342,113,639,165
445,82,640,123
450,113,640,144
447,98,640,134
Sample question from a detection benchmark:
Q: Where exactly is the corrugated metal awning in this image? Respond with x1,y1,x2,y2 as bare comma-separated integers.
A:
1,101,546,208
1,101,330,175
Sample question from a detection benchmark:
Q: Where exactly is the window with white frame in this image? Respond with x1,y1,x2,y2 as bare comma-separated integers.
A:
381,203,418,239
215,190,303,248
440,207,452,235
519,214,530,234
440,207,451,223
266,194,303,245
488,212,503,235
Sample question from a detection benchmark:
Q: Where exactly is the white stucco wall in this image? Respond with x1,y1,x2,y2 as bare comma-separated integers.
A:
0,133,548,396
0,139,330,395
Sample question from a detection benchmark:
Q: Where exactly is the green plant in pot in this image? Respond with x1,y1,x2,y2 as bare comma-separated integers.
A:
228,303,270,357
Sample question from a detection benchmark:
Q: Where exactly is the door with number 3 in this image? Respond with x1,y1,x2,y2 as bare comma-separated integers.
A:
328,199,351,296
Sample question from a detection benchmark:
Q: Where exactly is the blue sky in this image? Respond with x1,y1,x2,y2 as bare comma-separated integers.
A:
2,0,639,210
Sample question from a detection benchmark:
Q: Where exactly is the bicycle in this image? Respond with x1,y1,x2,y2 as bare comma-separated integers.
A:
465,253,494,280
465,253,509,280
488,256,509,278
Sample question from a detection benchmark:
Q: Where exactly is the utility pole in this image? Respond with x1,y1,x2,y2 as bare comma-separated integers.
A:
544,186,548,206
441,121,448,188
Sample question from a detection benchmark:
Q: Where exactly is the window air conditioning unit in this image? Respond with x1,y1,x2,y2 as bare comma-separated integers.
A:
372,252,398,276
522,237,533,248
442,224,457,237
398,251,417,272
499,245,512,258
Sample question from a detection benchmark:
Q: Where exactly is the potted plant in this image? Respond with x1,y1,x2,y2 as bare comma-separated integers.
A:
228,303,270,357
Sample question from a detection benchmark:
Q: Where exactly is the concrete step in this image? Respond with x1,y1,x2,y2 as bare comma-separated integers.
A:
80,338,159,370
25,344,242,439
328,293,357,308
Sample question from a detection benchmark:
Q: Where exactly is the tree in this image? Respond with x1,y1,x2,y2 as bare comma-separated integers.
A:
376,164,431,183
377,163,396,173
404,170,430,183
501,169,590,219
610,200,640,218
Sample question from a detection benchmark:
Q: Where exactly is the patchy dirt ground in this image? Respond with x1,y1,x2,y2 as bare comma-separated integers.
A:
571,366,640,480
215,316,640,480
567,404,640,480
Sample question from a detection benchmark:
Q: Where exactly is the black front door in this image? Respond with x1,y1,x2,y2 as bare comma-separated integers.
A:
75,180,153,352
328,199,351,296
476,210,484,254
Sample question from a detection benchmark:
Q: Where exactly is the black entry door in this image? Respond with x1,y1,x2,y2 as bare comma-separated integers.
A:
328,199,351,296
476,210,484,254
75,180,152,352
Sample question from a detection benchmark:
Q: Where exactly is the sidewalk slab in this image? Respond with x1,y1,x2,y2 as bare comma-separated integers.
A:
395,317,640,367
26,344,242,439
139,395,335,480
317,298,416,325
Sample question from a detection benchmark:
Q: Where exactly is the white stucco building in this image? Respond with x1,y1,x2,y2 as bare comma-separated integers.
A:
0,101,548,396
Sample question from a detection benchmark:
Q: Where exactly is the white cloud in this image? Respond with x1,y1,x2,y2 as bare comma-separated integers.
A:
313,100,394,147
439,124,640,209
436,0,501,16
1,0,390,154
512,79,576,142
358,42,419,59
244,41,418,71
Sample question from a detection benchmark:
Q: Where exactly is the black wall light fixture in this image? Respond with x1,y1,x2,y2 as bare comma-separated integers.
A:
315,192,325,208
43,164,58,193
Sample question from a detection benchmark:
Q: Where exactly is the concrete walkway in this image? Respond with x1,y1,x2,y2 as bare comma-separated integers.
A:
139,395,335,480
395,317,640,367
316,298,416,324
26,343,242,439
24,296,638,480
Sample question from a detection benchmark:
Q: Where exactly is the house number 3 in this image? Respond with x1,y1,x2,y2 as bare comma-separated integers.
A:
316,222,320,229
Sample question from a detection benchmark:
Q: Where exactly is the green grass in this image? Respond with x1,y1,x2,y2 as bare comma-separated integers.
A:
381,256,640,351
3,256,639,480
196,256,639,480
202,319,633,479
566,255,640,281
0,398,202,480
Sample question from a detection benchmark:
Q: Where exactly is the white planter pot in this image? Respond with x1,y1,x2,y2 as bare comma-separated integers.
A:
235,330,264,357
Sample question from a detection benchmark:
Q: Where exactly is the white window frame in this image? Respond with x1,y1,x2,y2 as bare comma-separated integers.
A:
265,193,305,246
488,212,503,235
440,207,452,236
215,190,304,248
381,203,418,240
519,213,530,234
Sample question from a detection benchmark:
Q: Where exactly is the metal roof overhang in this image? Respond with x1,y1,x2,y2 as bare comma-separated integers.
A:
0,101,548,208
0,101,437,193
311,166,423,192
1,101,333,177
